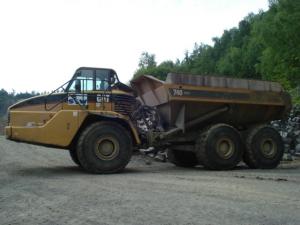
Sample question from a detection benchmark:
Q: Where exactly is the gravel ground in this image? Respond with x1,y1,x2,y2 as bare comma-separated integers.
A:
0,136,300,225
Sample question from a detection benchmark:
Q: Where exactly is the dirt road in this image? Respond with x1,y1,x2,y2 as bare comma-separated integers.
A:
0,136,300,225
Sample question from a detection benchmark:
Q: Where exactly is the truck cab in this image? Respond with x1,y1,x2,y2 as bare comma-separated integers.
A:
5,67,139,147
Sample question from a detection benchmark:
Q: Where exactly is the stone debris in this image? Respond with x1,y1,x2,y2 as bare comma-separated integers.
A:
271,105,300,161
139,147,167,164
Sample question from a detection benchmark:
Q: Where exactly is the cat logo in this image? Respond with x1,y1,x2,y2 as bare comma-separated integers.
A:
96,94,110,103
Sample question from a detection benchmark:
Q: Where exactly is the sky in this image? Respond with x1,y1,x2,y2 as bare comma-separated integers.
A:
0,0,269,93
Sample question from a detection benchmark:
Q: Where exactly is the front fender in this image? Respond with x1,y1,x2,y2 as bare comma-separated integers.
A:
81,111,141,145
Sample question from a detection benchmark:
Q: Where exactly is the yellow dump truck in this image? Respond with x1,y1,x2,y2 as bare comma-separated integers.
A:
5,67,291,173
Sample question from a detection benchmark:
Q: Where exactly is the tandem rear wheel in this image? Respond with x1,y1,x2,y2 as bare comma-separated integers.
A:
195,124,243,170
243,125,284,169
76,121,133,174
168,124,243,170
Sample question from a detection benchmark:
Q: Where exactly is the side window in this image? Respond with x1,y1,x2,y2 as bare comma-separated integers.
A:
67,69,117,92
79,70,93,91
68,69,94,92
68,81,77,92
95,69,110,90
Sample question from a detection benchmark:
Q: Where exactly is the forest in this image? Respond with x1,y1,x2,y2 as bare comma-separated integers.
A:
134,0,300,103
0,90,37,117
0,90,37,134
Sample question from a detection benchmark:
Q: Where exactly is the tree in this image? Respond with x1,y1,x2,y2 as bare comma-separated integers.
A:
253,0,300,88
132,0,299,100
0,89,9,116
138,52,157,69
0,89,38,117
217,47,242,77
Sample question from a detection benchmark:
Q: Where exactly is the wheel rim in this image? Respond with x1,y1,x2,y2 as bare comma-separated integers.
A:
260,138,277,158
216,138,235,159
94,136,119,160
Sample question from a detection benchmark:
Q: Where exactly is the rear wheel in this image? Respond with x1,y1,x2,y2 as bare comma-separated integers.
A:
167,149,198,167
244,125,284,169
195,124,243,170
77,121,132,174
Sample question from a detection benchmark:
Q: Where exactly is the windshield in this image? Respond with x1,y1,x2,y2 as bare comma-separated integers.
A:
67,68,117,92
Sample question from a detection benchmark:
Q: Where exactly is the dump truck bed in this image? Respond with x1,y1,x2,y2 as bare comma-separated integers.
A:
131,73,291,128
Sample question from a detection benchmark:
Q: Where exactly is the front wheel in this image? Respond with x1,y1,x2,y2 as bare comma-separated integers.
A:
77,121,133,174
69,148,81,166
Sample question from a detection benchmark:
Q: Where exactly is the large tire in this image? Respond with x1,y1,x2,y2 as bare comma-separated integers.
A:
77,121,132,174
244,125,284,169
167,149,198,167
69,148,81,166
195,124,243,170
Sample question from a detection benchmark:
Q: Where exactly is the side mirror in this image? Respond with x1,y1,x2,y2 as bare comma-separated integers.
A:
75,80,81,93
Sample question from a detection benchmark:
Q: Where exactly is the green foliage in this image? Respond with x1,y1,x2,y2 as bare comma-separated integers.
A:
254,0,300,88
133,0,300,103
138,52,157,69
134,51,181,80
217,47,243,77
0,89,38,117
289,86,300,105
0,89,12,116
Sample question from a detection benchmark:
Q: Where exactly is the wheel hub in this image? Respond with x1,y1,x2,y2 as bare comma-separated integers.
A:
216,138,235,159
95,137,119,160
260,139,277,158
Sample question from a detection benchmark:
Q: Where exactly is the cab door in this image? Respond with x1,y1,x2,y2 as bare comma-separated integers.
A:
94,69,113,111
65,69,94,110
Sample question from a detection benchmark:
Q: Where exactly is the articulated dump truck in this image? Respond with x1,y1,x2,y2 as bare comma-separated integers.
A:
5,67,291,173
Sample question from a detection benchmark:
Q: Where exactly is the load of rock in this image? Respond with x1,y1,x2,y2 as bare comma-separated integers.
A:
271,105,300,160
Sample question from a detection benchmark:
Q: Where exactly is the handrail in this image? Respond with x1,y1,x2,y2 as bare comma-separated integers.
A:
44,79,72,111
44,78,108,111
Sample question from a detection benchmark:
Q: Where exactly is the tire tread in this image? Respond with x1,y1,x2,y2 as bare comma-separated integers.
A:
77,121,132,174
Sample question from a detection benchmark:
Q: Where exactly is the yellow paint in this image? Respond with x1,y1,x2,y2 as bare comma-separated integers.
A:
5,126,11,138
8,110,85,147
7,109,140,147
10,111,56,127
6,89,140,147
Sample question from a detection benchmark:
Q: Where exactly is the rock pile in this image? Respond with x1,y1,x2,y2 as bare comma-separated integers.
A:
271,105,300,160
